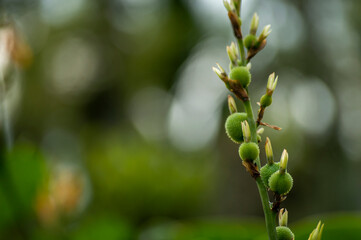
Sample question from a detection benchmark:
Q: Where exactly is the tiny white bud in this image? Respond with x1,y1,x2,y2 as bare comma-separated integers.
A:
280,149,289,173
226,44,238,65
250,13,259,35
279,208,288,227
241,121,251,143
256,127,264,135
223,0,231,11
212,67,222,78
265,137,274,164
228,95,237,114
259,24,272,42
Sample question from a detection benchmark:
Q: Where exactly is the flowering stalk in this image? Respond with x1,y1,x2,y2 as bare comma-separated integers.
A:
213,1,323,239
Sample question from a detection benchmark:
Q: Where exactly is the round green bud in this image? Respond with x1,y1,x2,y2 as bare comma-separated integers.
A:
244,34,257,49
225,113,248,143
260,162,280,188
260,94,272,107
276,226,294,240
239,142,260,162
229,66,251,88
269,171,293,195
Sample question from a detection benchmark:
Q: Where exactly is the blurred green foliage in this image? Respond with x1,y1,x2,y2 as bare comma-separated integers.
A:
0,0,361,238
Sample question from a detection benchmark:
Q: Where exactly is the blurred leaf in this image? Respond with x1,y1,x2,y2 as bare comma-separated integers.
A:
141,219,266,240
85,134,213,223
5,143,47,216
0,182,15,231
71,215,132,240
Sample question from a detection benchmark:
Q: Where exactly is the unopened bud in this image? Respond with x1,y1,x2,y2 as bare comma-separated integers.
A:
279,208,288,227
308,221,325,240
228,95,237,114
241,121,251,143
256,127,264,135
250,13,259,35
267,72,278,94
212,63,227,81
227,42,238,66
265,137,274,164
259,24,272,42
223,0,232,12
280,149,289,174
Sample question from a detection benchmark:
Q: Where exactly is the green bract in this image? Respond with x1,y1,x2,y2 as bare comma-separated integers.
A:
225,113,248,143
239,142,259,161
229,66,251,88
276,226,295,240
269,171,293,195
244,34,257,49
260,162,280,188
260,94,272,107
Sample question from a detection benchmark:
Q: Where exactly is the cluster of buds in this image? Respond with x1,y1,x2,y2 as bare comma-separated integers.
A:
243,13,272,61
213,1,324,239
260,138,293,197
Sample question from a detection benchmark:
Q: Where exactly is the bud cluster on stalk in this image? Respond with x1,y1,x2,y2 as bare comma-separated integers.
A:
213,1,324,239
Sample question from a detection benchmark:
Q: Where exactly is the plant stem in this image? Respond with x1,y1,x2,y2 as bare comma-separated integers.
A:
243,99,278,240
237,39,246,66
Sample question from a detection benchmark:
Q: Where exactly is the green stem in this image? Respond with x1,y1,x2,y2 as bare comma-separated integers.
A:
237,39,246,66
243,99,278,240
256,177,278,240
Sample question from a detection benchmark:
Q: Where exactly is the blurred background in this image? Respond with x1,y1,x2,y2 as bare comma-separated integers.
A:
0,0,360,239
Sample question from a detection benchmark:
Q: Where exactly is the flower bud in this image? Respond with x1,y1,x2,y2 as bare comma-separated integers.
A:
267,72,278,93
228,95,237,114
239,142,259,162
260,94,272,107
308,221,324,240
279,208,288,227
229,66,251,88
244,34,257,49
250,13,259,35
269,170,293,195
280,149,289,174
225,113,248,143
276,226,294,240
258,24,272,43
223,0,232,12
212,63,227,81
241,121,251,142
227,42,238,66
265,137,273,164
256,127,264,135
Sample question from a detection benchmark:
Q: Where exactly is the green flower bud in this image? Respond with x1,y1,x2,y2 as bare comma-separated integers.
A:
276,226,294,240
260,162,280,188
229,66,251,88
244,34,257,49
225,113,248,143
257,134,262,143
279,208,289,227
239,142,259,161
308,221,324,240
269,170,293,195
260,94,272,107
